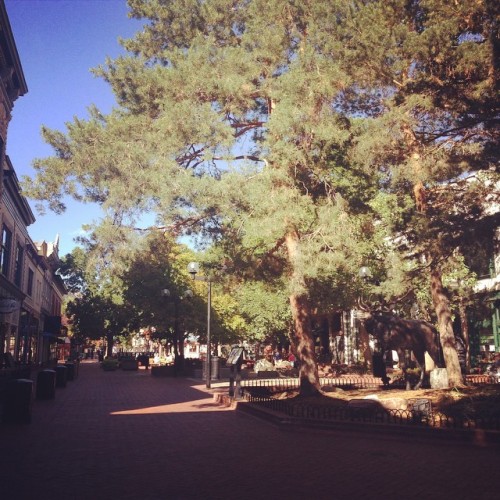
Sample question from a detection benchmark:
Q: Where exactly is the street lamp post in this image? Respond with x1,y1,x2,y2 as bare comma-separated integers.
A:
187,262,213,388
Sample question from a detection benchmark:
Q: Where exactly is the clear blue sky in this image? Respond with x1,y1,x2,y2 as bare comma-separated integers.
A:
5,0,143,256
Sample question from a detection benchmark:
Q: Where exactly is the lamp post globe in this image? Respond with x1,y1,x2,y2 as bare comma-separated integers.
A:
358,266,372,280
187,261,200,276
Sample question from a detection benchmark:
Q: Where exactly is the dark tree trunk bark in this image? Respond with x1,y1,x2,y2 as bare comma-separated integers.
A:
173,300,185,373
430,268,464,387
106,332,114,358
357,321,373,370
285,231,320,396
406,147,463,387
289,293,321,396
459,300,471,374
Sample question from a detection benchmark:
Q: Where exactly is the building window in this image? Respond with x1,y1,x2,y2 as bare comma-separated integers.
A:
0,225,12,277
27,268,34,296
14,243,23,287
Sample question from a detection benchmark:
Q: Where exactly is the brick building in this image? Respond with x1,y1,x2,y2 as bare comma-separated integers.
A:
0,0,66,370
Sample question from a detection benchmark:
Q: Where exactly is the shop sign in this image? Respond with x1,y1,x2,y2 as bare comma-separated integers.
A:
0,299,21,314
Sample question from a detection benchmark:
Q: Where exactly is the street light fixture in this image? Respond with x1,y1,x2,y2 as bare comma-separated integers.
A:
358,266,372,281
187,261,200,276
188,261,213,388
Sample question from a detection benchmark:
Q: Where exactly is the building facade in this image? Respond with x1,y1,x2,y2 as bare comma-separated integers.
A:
0,0,66,369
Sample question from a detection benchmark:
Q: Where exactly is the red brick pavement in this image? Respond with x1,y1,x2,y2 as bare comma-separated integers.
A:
1,360,499,500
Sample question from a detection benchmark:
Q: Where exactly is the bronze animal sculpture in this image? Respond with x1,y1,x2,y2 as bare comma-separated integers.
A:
360,310,442,390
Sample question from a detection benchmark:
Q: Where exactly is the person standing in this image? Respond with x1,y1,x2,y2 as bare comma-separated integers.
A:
254,345,275,373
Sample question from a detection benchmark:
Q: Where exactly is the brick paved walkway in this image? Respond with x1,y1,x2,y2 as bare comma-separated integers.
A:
1,361,499,500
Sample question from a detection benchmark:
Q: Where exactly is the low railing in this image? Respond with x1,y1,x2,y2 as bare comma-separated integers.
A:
242,373,500,391
466,374,500,385
242,375,386,391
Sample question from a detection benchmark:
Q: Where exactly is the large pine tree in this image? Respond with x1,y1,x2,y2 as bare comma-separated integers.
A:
24,0,378,395
23,1,498,390
327,0,499,386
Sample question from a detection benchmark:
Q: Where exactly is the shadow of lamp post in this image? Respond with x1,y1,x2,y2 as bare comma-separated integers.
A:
161,288,193,374
187,262,214,388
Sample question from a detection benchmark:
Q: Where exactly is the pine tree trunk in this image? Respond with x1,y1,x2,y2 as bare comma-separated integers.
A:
289,293,321,396
430,268,464,387
357,321,373,370
285,231,320,396
459,299,471,374
106,332,114,358
406,142,464,387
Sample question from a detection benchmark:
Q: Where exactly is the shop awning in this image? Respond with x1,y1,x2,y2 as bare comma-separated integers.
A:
42,333,66,344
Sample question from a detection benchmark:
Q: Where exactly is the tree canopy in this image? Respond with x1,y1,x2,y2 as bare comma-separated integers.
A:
23,0,499,392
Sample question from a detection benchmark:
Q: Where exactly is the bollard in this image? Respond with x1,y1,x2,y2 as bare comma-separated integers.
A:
55,365,68,388
64,362,75,381
2,379,33,424
36,369,56,400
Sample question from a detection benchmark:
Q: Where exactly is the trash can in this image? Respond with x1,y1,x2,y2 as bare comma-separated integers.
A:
2,379,33,424
55,365,68,388
36,369,56,400
211,356,220,380
64,362,75,381
203,357,220,381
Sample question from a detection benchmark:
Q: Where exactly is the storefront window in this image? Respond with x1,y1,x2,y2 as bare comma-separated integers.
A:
14,243,23,287
0,225,12,277
17,310,39,364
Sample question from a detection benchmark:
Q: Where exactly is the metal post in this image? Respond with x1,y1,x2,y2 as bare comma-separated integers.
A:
187,262,216,389
206,280,212,388
174,299,180,372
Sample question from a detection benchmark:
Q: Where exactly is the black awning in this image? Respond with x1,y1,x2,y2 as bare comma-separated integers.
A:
42,333,66,344
44,316,62,334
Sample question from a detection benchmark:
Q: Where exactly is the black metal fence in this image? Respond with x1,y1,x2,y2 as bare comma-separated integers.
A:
241,375,500,432
243,391,500,431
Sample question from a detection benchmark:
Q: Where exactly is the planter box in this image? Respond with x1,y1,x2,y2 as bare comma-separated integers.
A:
102,360,119,371
120,359,139,371
151,365,176,377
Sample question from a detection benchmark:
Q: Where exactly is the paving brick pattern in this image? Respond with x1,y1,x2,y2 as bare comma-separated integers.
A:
1,361,499,500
